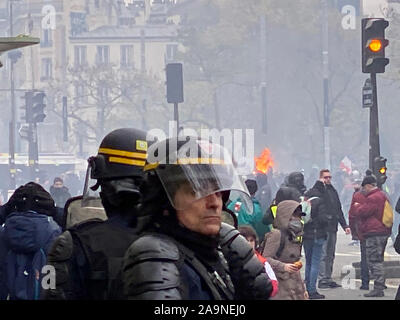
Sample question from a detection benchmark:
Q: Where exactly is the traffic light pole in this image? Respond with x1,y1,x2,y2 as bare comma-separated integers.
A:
369,73,383,188
8,0,16,190
28,122,39,181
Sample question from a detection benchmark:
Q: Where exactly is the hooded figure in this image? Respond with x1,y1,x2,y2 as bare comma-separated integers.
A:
274,172,306,205
262,200,307,300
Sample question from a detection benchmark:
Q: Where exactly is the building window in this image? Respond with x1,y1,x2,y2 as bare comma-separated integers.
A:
120,45,133,68
74,46,87,67
96,46,109,65
41,58,52,80
75,84,86,105
94,0,100,9
41,29,52,47
165,44,177,62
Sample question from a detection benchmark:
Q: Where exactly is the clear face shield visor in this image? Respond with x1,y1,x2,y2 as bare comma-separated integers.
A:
152,142,252,213
82,160,102,207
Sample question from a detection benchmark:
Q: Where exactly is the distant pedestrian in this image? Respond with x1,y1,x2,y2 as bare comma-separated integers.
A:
302,183,329,299
0,182,61,300
348,181,370,291
238,225,279,298
317,169,351,290
50,177,71,208
352,174,393,297
262,200,308,300
275,171,306,204
228,179,271,241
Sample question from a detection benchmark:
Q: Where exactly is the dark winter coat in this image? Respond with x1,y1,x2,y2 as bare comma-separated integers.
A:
262,200,306,300
303,182,329,240
348,191,367,241
323,183,348,232
50,186,71,208
396,196,400,214
352,188,392,238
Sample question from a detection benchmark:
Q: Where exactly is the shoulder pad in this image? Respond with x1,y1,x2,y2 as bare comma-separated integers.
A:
221,231,253,263
123,234,182,299
219,222,240,247
47,231,73,262
125,233,180,263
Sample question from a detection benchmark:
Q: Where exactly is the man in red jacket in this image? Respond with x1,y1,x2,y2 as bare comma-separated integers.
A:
353,174,392,297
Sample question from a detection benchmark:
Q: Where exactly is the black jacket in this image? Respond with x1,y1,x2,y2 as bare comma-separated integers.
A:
396,196,400,214
303,181,329,240
310,181,348,233
50,186,71,208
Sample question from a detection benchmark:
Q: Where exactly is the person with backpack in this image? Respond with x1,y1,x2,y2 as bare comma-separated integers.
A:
262,200,308,300
43,128,153,300
0,182,61,300
352,174,393,298
302,186,329,299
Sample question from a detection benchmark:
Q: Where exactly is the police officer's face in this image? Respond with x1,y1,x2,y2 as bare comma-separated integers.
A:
173,183,223,236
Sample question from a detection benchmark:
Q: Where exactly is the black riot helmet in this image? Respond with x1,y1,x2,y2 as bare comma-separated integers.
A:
141,136,252,218
83,128,152,219
89,128,149,181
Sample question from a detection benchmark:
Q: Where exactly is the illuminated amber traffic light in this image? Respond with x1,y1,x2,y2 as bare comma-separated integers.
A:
362,18,389,73
374,156,387,187
369,39,382,52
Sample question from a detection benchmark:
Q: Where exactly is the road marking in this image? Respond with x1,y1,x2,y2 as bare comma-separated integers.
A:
335,252,399,258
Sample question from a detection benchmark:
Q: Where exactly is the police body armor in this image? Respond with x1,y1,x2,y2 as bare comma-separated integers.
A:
123,232,235,300
45,219,138,300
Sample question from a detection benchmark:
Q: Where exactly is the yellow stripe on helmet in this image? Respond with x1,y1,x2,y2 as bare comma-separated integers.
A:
108,156,146,167
144,162,160,171
99,148,147,159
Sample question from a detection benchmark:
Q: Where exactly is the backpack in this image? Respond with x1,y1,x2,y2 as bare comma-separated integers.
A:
3,211,61,300
382,200,394,228
259,229,286,259
300,196,319,224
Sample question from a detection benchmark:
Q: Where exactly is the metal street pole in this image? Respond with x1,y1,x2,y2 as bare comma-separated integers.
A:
369,73,381,185
322,0,331,171
8,0,16,190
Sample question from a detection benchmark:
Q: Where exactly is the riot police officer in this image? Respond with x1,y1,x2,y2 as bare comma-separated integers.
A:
44,128,151,300
122,136,273,300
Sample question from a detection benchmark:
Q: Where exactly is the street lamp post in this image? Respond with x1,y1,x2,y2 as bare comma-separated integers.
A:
8,0,16,190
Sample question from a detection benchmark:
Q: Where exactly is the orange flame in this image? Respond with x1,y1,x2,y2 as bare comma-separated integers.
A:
254,148,274,174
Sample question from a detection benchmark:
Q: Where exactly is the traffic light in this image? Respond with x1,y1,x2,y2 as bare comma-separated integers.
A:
166,63,184,103
20,91,33,123
31,91,46,123
362,18,389,73
374,156,387,186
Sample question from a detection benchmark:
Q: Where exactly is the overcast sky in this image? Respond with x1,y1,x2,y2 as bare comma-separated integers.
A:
363,0,388,17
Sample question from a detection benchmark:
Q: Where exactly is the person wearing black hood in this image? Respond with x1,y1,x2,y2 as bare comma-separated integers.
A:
123,137,273,300
0,182,61,300
275,171,306,204
49,177,71,208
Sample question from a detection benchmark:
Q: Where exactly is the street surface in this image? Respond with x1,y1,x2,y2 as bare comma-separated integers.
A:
299,229,400,300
